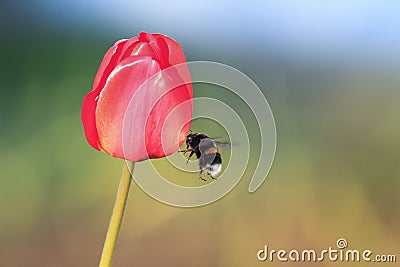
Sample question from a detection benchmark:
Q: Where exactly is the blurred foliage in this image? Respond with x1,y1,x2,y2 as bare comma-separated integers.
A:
1,11,400,267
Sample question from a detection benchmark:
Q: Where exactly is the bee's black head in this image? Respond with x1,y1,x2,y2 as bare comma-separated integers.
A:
186,133,195,145
185,132,209,149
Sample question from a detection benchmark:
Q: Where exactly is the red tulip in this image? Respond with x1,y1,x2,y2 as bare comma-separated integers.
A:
81,32,193,162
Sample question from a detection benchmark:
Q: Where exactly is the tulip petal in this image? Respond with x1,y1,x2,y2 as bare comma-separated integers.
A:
138,32,187,68
122,63,193,161
147,33,193,100
153,33,187,66
145,81,192,158
130,42,157,59
93,39,128,92
82,39,129,150
81,90,102,150
116,37,139,62
95,56,161,159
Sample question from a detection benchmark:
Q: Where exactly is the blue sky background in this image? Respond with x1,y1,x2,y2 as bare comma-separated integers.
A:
5,0,400,65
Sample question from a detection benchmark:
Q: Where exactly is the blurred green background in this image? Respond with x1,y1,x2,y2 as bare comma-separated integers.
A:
1,1,399,266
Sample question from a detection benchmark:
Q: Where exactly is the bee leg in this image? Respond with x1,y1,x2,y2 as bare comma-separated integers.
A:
198,170,207,181
186,151,195,165
210,175,217,180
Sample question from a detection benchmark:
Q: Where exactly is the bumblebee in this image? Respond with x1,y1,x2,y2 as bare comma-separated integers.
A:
180,133,227,181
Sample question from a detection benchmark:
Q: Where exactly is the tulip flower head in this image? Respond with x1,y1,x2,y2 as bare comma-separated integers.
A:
82,32,193,162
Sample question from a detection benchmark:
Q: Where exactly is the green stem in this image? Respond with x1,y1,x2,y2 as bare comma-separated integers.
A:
99,161,135,267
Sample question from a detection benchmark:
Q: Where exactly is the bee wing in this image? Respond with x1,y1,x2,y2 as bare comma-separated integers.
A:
212,137,239,151
210,137,229,142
